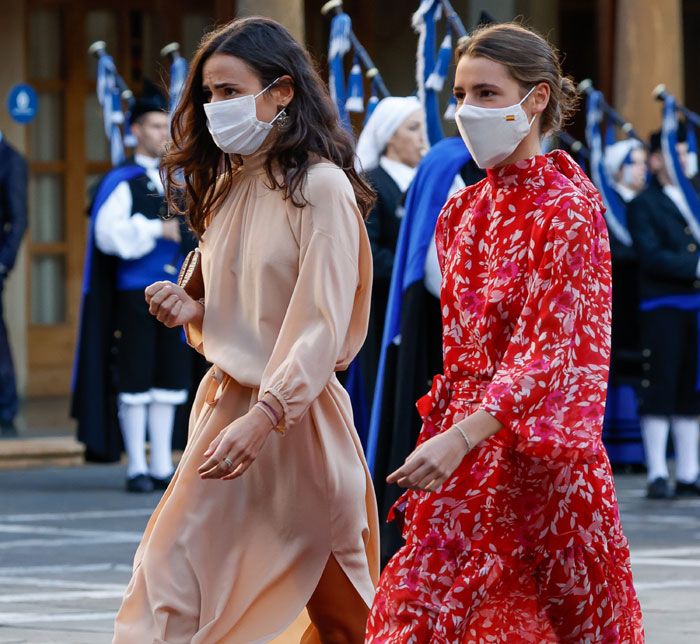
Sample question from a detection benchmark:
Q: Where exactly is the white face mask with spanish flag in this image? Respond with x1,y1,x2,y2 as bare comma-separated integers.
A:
455,86,537,169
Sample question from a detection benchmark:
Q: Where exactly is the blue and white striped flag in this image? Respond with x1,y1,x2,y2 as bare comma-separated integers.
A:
96,54,125,166
585,90,632,246
413,0,444,146
345,58,364,113
686,121,698,178
169,55,188,116
328,12,352,128
426,33,452,92
661,94,700,242
363,80,380,125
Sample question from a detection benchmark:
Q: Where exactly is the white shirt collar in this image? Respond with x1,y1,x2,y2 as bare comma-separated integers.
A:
379,156,416,194
134,153,160,169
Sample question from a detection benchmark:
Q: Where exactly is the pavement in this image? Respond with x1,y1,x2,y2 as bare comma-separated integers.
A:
0,465,697,643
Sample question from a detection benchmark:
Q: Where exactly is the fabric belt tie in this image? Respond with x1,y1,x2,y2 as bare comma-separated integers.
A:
205,366,230,407
416,374,491,431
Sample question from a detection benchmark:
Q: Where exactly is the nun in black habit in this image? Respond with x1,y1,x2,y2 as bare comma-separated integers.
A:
350,96,425,437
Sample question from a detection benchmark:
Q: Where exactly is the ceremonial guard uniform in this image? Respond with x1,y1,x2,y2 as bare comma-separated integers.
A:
72,97,191,492
628,130,700,498
349,97,423,440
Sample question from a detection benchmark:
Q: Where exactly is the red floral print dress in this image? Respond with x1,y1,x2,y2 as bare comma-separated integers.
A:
366,151,644,643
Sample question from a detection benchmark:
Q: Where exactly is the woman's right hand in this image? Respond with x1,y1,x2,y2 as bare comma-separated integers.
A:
145,281,203,328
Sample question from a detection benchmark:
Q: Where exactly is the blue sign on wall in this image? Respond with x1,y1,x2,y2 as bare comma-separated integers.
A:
7,84,39,124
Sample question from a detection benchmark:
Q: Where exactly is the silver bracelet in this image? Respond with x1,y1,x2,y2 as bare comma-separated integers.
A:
454,423,474,453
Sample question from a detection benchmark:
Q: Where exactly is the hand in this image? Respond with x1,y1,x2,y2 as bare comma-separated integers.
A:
162,219,182,243
198,406,274,480
387,410,502,492
144,281,202,327
387,427,471,492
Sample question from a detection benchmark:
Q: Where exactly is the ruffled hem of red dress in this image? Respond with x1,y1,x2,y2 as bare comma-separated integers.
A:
367,537,644,643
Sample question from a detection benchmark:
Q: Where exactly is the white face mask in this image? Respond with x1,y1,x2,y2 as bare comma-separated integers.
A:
203,78,284,155
455,86,537,169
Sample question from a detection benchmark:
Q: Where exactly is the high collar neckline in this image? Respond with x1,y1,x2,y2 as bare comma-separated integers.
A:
486,154,550,188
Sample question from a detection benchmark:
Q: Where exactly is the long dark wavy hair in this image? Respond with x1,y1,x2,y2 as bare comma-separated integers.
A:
163,16,375,237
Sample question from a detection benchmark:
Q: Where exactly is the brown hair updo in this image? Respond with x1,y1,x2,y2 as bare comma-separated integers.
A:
455,22,579,135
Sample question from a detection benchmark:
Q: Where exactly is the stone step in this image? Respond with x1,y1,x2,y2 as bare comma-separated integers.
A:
0,436,85,469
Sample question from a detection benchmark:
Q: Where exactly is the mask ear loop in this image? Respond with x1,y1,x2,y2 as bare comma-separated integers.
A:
254,76,289,127
520,86,538,127
254,77,282,99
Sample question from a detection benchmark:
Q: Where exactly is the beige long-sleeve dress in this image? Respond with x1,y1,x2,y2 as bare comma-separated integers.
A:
112,155,379,643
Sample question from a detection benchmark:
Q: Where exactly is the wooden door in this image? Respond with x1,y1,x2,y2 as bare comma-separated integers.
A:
25,0,216,396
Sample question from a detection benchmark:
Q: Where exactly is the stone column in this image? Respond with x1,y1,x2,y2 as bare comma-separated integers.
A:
235,0,305,43
613,0,684,139
0,0,28,395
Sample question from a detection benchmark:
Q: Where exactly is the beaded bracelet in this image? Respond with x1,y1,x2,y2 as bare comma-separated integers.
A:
454,423,474,453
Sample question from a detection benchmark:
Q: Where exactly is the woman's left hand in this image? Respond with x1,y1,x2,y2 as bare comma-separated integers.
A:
198,407,274,480
387,427,470,492
388,410,502,492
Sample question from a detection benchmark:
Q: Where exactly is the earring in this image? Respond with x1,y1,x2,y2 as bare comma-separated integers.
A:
276,107,290,129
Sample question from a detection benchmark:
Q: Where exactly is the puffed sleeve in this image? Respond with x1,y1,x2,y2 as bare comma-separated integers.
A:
259,166,369,430
479,198,612,462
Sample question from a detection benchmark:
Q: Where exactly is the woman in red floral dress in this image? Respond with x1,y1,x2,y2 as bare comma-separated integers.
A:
366,23,644,643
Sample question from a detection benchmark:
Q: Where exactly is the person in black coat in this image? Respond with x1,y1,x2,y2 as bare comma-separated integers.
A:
351,97,425,436
600,140,647,465
628,129,700,499
604,139,647,369
0,133,28,437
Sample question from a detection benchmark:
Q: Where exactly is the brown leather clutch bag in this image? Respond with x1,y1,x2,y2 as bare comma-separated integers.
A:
177,248,204,301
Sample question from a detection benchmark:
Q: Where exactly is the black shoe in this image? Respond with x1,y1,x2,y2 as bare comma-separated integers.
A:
647,477,671,499
675,479,700,497
150,474,173,490
0,423,17,438
126,474,154,493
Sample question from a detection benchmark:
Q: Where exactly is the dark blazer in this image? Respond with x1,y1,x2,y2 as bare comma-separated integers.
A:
0,137,28,275
365,165,404,281
628,177,700,300
357,165,406,413
607,192,641,379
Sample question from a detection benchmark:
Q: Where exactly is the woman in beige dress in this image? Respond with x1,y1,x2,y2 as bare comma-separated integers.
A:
112,17,379,643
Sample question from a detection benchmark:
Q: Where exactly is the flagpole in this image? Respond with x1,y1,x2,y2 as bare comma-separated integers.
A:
437,0,468,41
579,79,644,143
558,131,590,160
321,0,390,98
88,40,132,165
653,84,700,128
